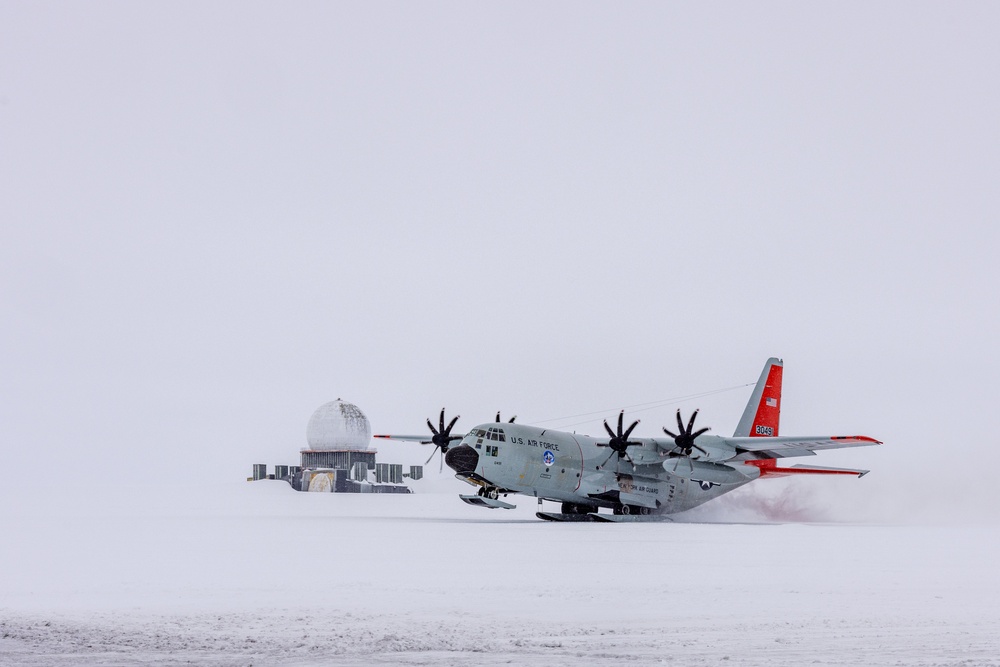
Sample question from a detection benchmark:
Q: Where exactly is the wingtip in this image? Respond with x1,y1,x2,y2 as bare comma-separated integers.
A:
830,435,882,444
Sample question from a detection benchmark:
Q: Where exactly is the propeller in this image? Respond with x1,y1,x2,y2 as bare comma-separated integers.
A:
595,410,642,468
496,412,517,423
662,409,710,471
424,408,462,472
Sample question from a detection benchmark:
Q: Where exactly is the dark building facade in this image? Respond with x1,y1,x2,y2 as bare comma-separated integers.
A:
300,449,376,471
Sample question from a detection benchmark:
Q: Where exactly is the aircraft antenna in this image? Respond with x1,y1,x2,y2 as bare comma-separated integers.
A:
530,382,754,430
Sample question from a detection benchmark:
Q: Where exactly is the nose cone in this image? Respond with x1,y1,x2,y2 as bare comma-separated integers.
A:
444,444,479,474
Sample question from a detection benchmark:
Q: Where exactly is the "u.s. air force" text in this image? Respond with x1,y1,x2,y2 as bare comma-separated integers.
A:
509,437,560,451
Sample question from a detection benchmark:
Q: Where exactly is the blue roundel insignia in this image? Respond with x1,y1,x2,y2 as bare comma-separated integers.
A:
542,450,555,466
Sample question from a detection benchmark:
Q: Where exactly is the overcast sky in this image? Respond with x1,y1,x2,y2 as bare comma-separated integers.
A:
2,2,997,519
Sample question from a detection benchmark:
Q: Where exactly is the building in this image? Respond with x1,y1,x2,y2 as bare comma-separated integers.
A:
250,399,419,494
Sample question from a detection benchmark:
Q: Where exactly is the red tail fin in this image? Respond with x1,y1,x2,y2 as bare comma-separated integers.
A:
734,358,783,437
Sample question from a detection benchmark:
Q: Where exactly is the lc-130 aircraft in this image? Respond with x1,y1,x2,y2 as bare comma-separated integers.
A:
375,358,881,522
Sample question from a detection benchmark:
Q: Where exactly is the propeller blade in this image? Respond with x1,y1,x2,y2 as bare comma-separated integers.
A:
600,450,616,468
439,408,446,433
676,410,685,434
508,415,516,423
603,420,616,440
663,427,678,438
426,419,439,436
623,419,640,441
425,448,438,465
691,427,710,439
617,410,624,436
692,443,708,456
445,415,460,435
686,409,700,433
496,412,501,422
439,449,444,473
623,451,635,466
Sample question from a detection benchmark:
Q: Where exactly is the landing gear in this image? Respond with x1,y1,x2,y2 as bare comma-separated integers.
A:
560,502,592,515
613,504,652,516
478,486,500,501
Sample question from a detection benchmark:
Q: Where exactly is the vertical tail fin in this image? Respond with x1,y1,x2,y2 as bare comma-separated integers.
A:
734,358,783,437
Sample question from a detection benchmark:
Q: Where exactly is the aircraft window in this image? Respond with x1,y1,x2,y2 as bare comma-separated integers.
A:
476,430,486,437
499,434,506,442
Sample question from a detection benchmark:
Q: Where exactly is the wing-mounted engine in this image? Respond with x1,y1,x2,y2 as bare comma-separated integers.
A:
637,409,749,486
670,435,737,463
651,409,737,464
595,410,644,468
373,408,466,472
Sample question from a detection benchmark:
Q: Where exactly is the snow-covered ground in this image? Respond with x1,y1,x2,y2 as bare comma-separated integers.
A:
2,480,998,666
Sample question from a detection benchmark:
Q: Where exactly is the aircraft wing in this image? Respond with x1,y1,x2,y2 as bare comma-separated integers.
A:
373,434,434,444
722,435,882,459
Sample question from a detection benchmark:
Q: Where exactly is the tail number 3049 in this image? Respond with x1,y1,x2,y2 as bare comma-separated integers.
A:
755,425,774,436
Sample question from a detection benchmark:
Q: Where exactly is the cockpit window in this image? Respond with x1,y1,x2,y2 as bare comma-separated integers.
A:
476,429,486,437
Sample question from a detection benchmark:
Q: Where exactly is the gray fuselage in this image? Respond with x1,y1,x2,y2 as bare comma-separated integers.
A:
445,422,759,514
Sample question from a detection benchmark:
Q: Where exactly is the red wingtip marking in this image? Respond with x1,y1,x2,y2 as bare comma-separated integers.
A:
744,459,864,477
830,435,882,444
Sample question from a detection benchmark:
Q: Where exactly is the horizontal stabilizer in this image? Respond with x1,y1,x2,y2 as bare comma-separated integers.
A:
746,460,870,478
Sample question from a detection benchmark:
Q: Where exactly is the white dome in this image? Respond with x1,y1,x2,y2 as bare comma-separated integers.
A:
304,400,372,451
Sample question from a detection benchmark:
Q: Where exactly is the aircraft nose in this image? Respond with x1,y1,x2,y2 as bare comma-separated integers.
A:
444,444,479,474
